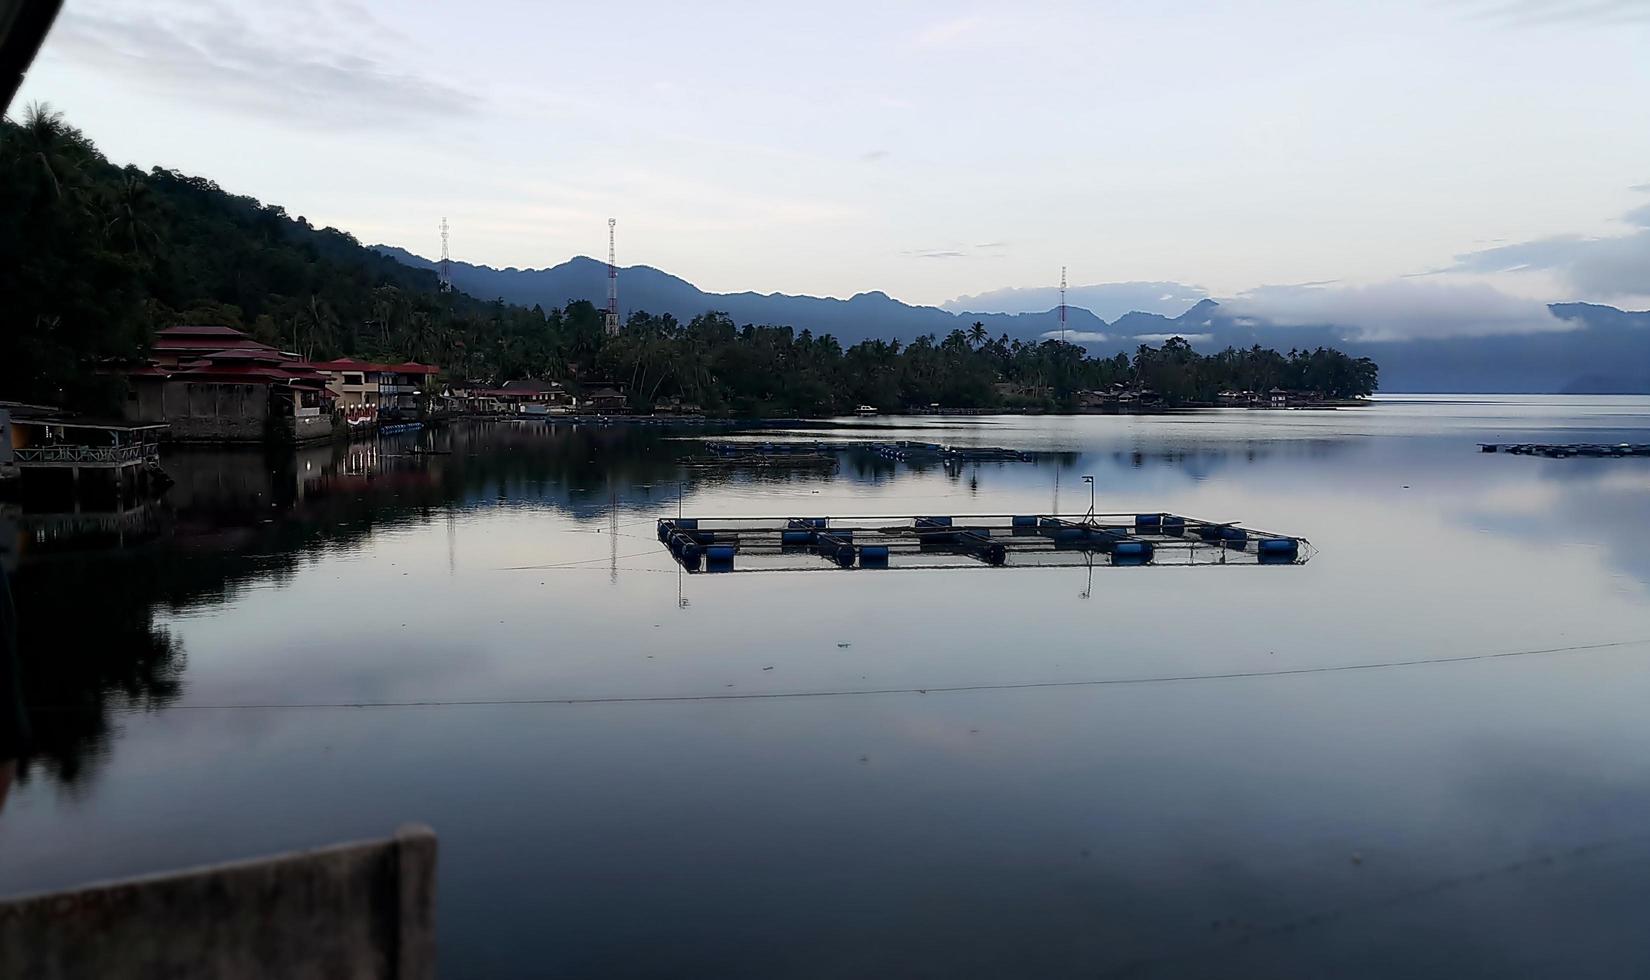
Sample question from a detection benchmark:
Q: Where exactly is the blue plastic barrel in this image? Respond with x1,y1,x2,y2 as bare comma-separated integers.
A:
1221,527,1249,550
1160,515,1186,536
1135,513,1163,533
859,545,890,568
1197,524,1224,541
1012,515,1038,527
781,529,815,546
1111,540,1154,565
706,544,735,561
1257,538,1298,563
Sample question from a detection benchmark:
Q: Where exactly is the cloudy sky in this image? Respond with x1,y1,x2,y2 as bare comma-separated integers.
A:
15,0,1650,336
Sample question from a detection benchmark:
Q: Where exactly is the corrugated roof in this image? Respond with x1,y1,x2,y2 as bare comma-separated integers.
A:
156,325,253,337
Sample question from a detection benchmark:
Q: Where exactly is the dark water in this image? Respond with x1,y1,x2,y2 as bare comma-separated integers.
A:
4,396,1650,978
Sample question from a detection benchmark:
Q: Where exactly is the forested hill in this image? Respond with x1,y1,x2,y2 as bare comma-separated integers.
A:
1,106,1376,417
0,105,530,411
375,256,1650,395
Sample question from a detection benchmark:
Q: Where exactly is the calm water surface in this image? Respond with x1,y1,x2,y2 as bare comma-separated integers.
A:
4,395,1650,977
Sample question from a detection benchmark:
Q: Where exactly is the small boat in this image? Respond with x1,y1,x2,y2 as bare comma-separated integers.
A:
855,404,878,416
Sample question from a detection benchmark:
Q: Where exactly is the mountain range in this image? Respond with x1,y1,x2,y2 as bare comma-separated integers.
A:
373,247,1650,394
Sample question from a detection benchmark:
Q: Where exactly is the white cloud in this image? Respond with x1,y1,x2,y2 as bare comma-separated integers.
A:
1132,333,1214,345
946,281,1210,320
1440,202,1650,302
1041,330,1111,343
1225,279,1573,342
48,0,477,129
914,14,991,48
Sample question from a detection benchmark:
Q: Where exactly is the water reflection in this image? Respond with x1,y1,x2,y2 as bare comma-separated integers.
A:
4,404,1650,978
7,556,183,789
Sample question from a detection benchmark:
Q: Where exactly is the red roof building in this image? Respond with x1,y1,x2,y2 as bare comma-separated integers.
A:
150,325,282,366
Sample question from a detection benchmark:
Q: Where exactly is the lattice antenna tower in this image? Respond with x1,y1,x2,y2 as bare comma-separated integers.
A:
605,218,620,337
1059,266,1068,343
439,217,451,292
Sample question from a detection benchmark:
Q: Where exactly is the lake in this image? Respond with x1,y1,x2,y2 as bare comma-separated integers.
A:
4,395,1650,978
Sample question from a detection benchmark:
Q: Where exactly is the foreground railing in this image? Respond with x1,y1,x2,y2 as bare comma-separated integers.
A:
13,444,158,465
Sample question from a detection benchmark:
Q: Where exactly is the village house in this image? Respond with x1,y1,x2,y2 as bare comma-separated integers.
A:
125,326,438,442
127,346,336,443
312,359,440,426
496,379,574,416
580,385,630,415
443,379,574,415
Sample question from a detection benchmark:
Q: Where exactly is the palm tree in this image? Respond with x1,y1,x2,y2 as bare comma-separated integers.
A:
298,294,339,360
10,102,76,199
103,172,159,255
968,321,988,348
401,310,439,364
369,285,403,348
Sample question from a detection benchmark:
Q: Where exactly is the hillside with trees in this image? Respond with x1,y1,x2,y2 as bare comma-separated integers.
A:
1,106,1376,416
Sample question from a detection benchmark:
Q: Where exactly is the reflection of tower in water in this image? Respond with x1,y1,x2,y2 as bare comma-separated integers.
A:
446,507,457,576
609,481,618,585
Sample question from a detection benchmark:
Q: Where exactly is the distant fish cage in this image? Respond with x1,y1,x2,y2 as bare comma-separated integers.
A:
700,440,1033,464
657,513,1311,573
1479,442,1650,458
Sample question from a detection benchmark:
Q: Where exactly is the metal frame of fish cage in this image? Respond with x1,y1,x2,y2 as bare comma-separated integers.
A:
699,440,1033,463
1479,442,1650,458
657,513,1312,573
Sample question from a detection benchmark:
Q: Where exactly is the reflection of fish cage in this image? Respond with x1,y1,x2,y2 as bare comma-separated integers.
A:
681,453,838,472
658,513,1311,573
699,440,1036,465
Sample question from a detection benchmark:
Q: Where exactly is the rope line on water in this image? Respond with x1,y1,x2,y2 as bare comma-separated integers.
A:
494,551,662,570
60,636,1650,714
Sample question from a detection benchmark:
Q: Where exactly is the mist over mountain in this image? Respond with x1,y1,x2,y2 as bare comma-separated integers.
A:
374,247,1650,394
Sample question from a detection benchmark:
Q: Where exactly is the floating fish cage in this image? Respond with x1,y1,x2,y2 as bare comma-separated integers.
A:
657,512,1311,573
1479,442,1650,458
700,440,1033,464
864,441,1031,463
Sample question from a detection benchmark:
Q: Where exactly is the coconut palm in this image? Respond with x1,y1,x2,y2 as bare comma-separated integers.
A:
103,172,160,255
9,102,78,199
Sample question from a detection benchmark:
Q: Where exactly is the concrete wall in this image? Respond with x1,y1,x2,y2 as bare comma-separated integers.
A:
161,380,272,442
0,825,436,979
292,411,333,442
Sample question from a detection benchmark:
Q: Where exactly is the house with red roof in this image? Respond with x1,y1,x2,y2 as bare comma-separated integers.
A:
127,327,337,442
126,326,440,441
311,358,440,425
